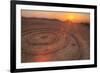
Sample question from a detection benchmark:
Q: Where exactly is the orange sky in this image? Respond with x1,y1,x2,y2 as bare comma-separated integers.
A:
21,10,90,23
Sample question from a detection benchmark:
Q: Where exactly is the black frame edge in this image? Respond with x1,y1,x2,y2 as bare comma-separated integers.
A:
10,1,16,73
94,6,97,67
15,0,97,9
15,64,96,72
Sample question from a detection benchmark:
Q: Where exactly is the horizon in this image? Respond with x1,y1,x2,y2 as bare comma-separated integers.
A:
21,10,90,23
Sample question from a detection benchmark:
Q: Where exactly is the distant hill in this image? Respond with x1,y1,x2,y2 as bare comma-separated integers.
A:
22,17,64,25
21,17,68,32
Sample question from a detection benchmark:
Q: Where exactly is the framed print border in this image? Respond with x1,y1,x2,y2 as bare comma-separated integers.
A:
10,0,97,72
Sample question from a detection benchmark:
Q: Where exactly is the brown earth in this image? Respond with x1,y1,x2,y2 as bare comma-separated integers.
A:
21,17,90,63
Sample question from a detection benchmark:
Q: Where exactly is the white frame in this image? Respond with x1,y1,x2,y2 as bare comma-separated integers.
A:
16,4,94,69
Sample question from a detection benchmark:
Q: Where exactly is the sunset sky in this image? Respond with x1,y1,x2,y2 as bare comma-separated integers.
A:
21,10,90,23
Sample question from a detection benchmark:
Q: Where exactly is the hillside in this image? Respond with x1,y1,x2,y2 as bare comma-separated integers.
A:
21,17,90,63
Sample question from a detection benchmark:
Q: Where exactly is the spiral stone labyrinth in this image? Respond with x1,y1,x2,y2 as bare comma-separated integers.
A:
21,18,90,63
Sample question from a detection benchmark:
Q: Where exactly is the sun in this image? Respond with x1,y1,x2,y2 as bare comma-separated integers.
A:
67,14,76,21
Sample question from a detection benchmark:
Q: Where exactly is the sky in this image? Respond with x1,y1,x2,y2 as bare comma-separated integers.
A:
21,10,90,23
